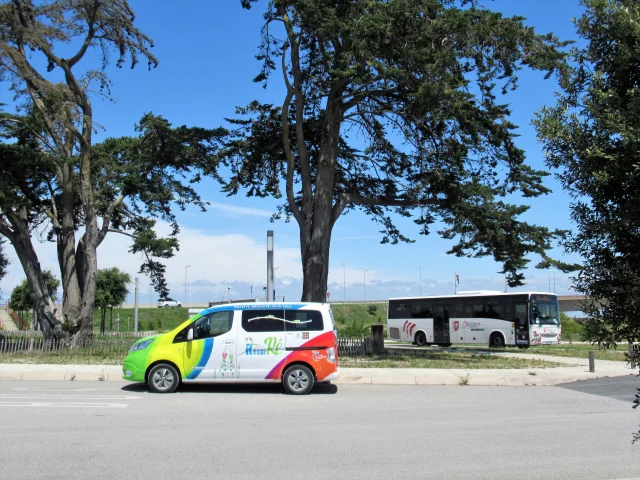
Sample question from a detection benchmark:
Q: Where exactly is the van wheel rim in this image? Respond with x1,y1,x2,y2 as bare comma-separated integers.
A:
287,370,309,392
152,368,174,391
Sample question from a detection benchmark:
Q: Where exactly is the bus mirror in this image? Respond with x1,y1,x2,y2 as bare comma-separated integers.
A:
187,328,194,341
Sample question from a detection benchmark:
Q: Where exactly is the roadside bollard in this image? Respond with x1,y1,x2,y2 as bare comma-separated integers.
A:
589,351,595,373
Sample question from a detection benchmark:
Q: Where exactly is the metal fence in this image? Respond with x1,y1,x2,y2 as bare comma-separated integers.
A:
0,331,155,355
338,336,374,356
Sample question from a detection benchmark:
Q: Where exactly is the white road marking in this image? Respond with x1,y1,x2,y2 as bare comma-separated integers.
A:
0,394,142,400
0,401,129,408
10,388,109,392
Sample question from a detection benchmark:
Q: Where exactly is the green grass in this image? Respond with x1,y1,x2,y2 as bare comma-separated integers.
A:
505,344,629,362
0,352,124,365
339,351,563,369
93,307,190,333
331,303,386,337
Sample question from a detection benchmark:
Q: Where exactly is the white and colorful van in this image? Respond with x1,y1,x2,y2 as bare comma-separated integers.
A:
123,302,340,395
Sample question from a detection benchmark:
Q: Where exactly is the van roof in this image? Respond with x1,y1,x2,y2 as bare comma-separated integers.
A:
200,302,329,315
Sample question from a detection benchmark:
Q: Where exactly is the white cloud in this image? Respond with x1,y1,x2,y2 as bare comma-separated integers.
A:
207,202,273,218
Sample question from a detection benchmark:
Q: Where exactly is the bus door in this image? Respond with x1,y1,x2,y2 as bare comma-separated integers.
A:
514,302,529,345
433,305,450,344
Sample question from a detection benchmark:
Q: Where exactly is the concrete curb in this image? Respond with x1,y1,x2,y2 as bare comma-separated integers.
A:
0,363,634,386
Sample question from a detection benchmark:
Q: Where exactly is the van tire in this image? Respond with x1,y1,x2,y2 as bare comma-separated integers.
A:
283,364,314,395
415,331,427,347
148,363,180,393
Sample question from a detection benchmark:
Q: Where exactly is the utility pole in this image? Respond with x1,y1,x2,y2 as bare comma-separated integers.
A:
364,269,369,302
185,264,191,306
267,230,274,302
134,277,139,333
343,263,346,302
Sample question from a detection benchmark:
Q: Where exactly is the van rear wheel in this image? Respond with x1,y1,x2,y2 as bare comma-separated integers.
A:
283,365,314,395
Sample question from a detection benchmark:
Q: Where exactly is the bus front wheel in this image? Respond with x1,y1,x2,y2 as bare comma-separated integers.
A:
490,333,505,348
415,332,427,347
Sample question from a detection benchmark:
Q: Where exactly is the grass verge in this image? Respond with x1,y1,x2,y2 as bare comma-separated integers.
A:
504,344,628,362
339,351,563,369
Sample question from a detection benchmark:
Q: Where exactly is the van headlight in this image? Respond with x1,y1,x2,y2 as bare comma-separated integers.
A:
327,347,335,363
129,339,154,353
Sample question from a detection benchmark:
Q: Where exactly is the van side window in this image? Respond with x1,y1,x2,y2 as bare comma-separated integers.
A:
242,310,285,332
173,311,233,343
284,310,323,331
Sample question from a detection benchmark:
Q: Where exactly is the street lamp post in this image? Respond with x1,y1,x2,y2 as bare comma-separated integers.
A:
185,265,191,306
364,269,369,302
419,266,422,296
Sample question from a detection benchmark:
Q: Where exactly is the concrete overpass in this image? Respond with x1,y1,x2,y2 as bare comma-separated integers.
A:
557,295,590,312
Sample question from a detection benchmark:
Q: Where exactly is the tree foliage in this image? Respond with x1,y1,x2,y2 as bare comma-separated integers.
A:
95,267,131,334
535,0,640,346
0,0,158,341
215,0,575,301
0,239,8,297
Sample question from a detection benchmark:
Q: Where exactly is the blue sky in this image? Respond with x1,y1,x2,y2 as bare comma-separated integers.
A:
1,0,588,305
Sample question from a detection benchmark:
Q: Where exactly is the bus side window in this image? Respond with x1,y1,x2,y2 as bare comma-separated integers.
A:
413,301,432,318
515,304,527,325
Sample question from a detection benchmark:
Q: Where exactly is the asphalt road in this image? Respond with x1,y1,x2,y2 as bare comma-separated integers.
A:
0,380,638,480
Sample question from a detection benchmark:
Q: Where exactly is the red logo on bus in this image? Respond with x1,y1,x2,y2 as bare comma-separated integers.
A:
453,321,460,332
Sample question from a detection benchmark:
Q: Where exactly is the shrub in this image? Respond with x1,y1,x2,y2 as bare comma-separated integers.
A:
367,304,378,315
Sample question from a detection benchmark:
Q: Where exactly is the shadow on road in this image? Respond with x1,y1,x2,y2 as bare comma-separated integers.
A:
121,382,338,396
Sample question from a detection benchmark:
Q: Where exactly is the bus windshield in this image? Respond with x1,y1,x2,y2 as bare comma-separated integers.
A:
530,295,559,326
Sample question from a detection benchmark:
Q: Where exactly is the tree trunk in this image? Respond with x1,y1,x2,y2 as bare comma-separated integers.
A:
300,230,332,302
9,224,64,339
58,163,83,327
70,148,99,347
100,308,106,335
109,308,113,332
299,97,341,303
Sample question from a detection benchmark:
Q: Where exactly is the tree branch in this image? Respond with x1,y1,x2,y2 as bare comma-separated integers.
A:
0,215,16,240
97,193,126,246
282,8,313,220
332,193,438,225
66,3,98,67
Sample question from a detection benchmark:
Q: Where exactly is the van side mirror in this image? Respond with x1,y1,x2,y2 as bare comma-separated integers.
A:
187,328,194,341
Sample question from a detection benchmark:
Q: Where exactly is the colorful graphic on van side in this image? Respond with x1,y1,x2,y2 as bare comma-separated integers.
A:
245,336,283,356
264,330,335,380
185,337,214,380
213,347,240,379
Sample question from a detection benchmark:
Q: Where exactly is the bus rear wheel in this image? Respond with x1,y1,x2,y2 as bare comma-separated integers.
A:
490,333,505,348
415,332,427,347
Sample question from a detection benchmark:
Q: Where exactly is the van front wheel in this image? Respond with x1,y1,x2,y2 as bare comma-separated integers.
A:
283,365,314,395
148,364,180,393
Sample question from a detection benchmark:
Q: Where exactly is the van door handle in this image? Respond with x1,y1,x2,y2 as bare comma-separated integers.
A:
224,340,234,344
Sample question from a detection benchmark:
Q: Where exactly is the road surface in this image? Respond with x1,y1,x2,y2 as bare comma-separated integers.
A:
0,379,638,480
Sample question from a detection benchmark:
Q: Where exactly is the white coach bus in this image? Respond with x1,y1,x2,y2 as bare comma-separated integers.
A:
387,291,561,348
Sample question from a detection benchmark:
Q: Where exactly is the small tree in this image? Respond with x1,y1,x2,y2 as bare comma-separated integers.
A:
10,270,59,329
560,312,583,344
95,268,131,335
